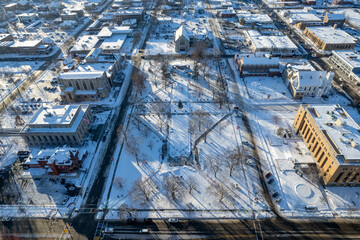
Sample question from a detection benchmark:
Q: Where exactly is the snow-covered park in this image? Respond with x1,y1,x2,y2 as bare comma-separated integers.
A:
101,56,270,220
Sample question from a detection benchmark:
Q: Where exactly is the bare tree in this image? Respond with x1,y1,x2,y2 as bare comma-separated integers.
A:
192,110,211,132
273,115,281,124
114,177,126,189
126,135,142,165
191,45,205,61
276,127,285,137
130,179,151,204
150,101,170,133
132,69,146,96
226,149,243,177
160,58,171,89
207,182,227,202
164,175,184,201
207,156,221,178
116,123,125,139
193,62,200,81
117,203,131,221
187,176,197,194
213,89,227,109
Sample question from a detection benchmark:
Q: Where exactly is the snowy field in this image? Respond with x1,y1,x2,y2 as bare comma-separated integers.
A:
102,56,270,220
244,76,293,101
145,38,176,55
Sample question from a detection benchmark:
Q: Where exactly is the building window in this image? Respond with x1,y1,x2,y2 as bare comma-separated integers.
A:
334,172,344,183
61,136,65,141
76,81,81,89
55,136,59,141
90,81,95,89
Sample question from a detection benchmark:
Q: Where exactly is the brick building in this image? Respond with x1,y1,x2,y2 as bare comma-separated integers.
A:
304,26,356,51
23,148,88,175
293,104,360,186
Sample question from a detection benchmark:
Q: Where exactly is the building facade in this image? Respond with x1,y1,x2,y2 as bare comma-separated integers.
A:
58,71,111,102
329,50,360,84
323,13,346,27
304,27,356,51
283,63,334,98
22,105,92,146
23,148,88,175
235,54,280,77
174,25,213,52
293,104,360,186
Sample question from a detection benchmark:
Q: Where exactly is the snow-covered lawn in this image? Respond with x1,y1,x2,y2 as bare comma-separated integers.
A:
102,57,270,220
244,76,293,101
145,38,176,55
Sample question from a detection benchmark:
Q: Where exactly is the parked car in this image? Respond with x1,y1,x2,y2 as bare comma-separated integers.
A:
276,197,282,203
267,178,274,184
272,192,279,198
168,218,179,223
265,172,272,179
139,229,149,233
144,218,152,223
1,217,11,222
104,227,114,233
62,196,69,205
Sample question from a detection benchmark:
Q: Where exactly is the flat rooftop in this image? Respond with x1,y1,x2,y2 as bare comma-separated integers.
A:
247,30,298,50
306,27,357,45
29,105,80,126
288,13,322,23
12,40,41,48
306,104,360,162
59,71,105,80
332,51,360,70
237,13,273,23
71,35,99,52
25,105,89,133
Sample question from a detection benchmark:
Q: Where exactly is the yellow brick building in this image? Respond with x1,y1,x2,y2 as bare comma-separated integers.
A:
293,104,360,186
304,26,356,51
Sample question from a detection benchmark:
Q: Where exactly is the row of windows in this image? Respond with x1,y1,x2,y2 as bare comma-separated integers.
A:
63,80,97,91
26,134,78,144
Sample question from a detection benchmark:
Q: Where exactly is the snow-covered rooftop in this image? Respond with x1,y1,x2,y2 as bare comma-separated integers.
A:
237,13,273,24
332,51,360,70
238,54,279,65
28,105,80,126
305,27,357,45
288,13,322,24
71,35,99,52
325,13,346,21
175,25,190,41
306,104,360,162
12,40,41,48
59,71,105,80
247,30,298,51
24,105,89,133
